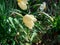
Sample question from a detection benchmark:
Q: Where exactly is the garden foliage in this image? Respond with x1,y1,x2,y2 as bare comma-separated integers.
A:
0,0,60,45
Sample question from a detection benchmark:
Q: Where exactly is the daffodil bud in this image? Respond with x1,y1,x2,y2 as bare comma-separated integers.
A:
17,0,28,10
40,2,46,11
17,32,20,35
23,14,37,29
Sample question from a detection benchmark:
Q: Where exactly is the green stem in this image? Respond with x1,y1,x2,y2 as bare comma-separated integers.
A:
14,12,23,17
42,12,54,21
39,12,54,21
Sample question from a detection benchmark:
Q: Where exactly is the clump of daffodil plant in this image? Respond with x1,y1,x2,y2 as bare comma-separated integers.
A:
15,12,37,29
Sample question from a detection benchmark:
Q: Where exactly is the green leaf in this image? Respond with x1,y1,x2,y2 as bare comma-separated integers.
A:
8,17,15,28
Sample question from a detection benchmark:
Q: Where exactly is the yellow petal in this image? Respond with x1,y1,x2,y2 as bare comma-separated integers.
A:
30,15,37,22
23,14,37,29
25,21,34,29
22,0,28,4
18,1,27,10
23,14,37,22
23,14,32,22
17,0,21,3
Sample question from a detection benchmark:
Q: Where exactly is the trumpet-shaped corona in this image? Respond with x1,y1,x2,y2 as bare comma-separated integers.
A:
17,0,28,10
23,14,37,29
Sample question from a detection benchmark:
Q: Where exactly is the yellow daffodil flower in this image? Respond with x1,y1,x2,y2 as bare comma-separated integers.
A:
23,14,37,29
17,0,28,10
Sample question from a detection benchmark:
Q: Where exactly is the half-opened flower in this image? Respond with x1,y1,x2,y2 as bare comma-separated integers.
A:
40,2,46,11
23,14,37,29
17,0,28,10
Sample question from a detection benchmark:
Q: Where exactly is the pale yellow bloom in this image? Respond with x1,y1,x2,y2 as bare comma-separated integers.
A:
17,0,28,10
23,14,37,29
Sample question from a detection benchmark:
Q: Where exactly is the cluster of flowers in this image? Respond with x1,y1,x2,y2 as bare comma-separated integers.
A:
17,0,46,29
